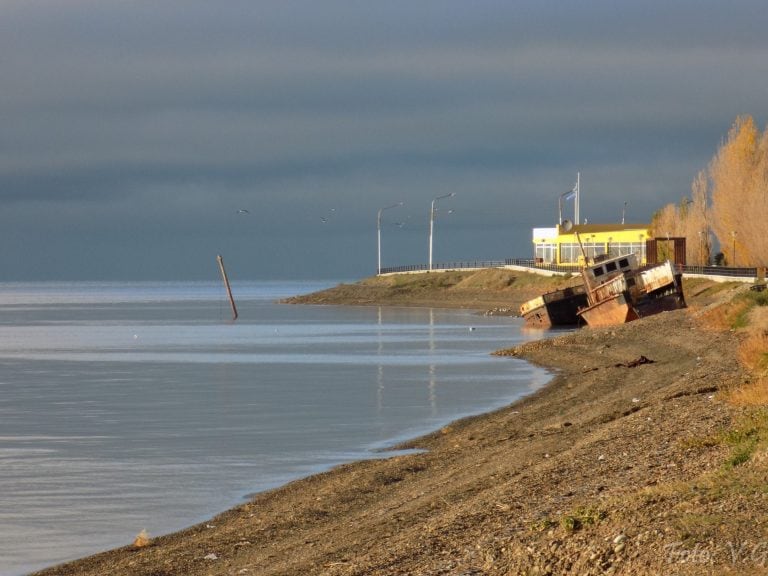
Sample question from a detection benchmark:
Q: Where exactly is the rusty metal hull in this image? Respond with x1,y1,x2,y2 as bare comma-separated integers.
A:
577,292,639,327
520,286,588,328
634,273,686,316
578,271,686,328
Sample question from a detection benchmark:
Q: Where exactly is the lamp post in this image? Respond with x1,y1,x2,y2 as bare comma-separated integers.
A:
622,201,628,225
377,202,404,275
429,192,455,271
731,231,737,267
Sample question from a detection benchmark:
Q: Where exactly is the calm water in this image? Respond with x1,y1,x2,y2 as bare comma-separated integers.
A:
0,281,549,575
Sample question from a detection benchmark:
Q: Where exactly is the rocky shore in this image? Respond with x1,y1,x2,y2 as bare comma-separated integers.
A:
35,274,766,576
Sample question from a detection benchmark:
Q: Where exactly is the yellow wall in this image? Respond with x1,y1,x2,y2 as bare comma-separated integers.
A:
533,223,652,266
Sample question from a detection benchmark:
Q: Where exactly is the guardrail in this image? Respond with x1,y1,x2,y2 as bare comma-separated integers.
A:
679,265,757,278
380,259,761,281
379,260,507,274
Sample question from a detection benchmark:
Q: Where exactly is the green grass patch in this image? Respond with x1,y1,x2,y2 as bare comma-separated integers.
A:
719,408,768,469
679,410,768,470
559,506,606,532
673,512,726,544
528,517,555,532
730,290,768,329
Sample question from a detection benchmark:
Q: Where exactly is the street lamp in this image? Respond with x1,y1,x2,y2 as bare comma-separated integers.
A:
731,231,737,267
377,202,404,275
429,192,455,271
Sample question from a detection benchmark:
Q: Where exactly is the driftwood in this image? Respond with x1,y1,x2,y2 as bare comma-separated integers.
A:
615,355,655,368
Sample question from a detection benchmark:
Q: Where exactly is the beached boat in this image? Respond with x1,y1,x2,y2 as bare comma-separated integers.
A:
577,254,686,328
520,284,588,328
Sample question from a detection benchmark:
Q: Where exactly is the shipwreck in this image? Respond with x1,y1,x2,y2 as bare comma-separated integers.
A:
577,253,686,327
520,252,686,328
519,285,588,328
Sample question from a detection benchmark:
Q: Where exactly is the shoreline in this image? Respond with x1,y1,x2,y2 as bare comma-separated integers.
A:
33,298,752,575
30,303,552,576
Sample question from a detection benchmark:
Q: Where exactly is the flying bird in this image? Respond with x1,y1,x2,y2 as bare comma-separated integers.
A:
237,209,250,214
320,208,336,224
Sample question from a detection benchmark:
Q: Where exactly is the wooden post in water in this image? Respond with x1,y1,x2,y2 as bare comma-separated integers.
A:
217,254,238,321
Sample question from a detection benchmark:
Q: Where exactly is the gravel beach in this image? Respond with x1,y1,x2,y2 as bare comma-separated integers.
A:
34,275,765,576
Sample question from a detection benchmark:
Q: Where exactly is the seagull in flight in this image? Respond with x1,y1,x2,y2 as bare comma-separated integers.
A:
320,208,336,224
237,209,250,214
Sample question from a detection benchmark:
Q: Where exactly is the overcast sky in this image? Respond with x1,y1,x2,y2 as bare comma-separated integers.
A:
1,0,767,280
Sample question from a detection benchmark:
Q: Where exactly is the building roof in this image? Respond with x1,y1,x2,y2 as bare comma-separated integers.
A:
563,223,650,234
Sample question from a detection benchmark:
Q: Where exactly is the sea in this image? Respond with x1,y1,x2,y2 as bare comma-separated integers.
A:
0,281,551,575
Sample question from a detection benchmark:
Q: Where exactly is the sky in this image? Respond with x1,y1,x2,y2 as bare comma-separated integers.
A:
2,0,768,281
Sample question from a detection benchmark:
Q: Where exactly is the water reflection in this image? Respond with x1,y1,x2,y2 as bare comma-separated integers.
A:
428,308,438,417
0,283,548,576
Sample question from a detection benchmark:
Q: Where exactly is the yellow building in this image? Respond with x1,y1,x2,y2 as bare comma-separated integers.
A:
532,223,652,267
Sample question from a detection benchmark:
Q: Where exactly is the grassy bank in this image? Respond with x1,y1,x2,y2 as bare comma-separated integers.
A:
282,268,581,312
284,268,744,313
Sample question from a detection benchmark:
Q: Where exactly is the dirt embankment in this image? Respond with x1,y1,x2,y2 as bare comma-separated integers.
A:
35,274,765,576
283,269,740,315
281,268,584,313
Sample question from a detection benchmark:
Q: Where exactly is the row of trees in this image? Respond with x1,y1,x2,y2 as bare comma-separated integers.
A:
652,115,768,267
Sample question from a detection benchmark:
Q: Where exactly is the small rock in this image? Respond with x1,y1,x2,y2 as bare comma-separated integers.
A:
204,553,218,561
631,397,640,403
613,534,626,545
598,454,605,461
614,543,626,554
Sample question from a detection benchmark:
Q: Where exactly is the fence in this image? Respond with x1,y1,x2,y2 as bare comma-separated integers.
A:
379,259,760,281
379,260,507,274
679,265,757,279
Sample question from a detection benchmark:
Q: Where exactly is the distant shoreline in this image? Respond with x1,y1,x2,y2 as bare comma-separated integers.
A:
280,268,583,313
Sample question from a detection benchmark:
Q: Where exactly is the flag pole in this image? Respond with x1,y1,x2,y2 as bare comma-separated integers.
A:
575,172,580,225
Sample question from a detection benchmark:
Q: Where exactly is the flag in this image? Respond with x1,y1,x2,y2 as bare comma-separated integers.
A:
563,189,576,201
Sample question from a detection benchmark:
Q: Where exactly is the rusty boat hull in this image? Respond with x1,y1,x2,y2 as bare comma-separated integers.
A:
520,285,588,328
577,260,686,328
577,291,640,327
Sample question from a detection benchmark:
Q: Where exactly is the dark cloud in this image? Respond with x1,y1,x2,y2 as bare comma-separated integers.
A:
1,0,767,279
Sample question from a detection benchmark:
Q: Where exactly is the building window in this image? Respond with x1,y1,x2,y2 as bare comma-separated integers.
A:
607,242,646,262
559,243,579,264
558,242,606,264
582,242,606,261
535,243,557,264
